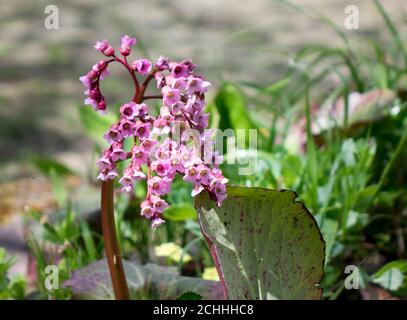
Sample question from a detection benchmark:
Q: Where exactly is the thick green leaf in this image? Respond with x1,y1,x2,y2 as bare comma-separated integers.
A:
165,204,197,222
372,260,407,292
30,156,74,176
372,268,403,292
195,186,325,300
214,83,256,134
64,260,224,300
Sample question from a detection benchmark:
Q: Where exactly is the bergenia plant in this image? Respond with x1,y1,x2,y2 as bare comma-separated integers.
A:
80,35,227,299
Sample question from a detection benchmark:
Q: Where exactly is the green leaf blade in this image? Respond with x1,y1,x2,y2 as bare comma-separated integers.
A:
195,186,325,300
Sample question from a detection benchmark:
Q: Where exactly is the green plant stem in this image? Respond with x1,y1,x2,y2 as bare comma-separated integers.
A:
369,122,407,207
101,180,130,300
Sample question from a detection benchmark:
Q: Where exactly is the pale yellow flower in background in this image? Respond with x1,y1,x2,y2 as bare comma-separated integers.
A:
202,267,219,281
154,242,192,263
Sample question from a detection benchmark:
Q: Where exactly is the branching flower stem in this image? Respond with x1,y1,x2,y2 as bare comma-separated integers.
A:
100,56,152,301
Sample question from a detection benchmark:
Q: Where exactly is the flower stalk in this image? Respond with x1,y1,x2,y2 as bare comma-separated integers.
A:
81,35,228,300
101,180,130,300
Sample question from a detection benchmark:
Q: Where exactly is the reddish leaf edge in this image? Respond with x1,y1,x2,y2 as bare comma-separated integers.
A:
194,185,326,300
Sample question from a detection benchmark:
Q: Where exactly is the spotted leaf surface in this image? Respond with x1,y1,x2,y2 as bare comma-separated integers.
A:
195,186,325,300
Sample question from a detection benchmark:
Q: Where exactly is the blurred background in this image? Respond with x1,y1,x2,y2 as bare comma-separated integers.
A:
1,0,407,299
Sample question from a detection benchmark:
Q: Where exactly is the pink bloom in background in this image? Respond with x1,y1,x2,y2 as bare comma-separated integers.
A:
170,62,189,78
120,102,137,120
155,55,170,71
120,35,137,56
95,39,114,56
132,145,149,166
96,156,112,171
118,119,135,138
132,59,152,75
110,143,127,162
151,217,165,228
136,103,148,117
119,170,134,193
150,195,169,213
162,86,181,106
148,176,172,196
104,125,122,145
134,122,151,140
80,35,228,227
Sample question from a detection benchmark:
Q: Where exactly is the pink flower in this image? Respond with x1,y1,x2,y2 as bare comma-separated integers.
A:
187,77,211,94
181,59,197,72
104,125,123,145
120,102,137,120
183,166,198,184
134,122,151,140
119,170,134,193
171,77,187,91
83,36,228,227
141,138,158,151
132,167,146,180
193,111,209,131
132,145,149,166
150,160,173,177
94,39,108,52
170,62,189,78
120,35,137,56
191,184,204,197
162,86,181,106
211,167,228,184
110,144,127,162
151,217,165,228
148,176,172,196
155,140,176,161
79,75,92,87
132,59,152,75
180,146,201,168
152,117,171,135
210,179,227,206
150,195,169,213
170,151,184,173
196,164,212,185
156,56,170,71
92,61,109,77
98,168,118,181
95,39,114,56
96,156,112,171
155,72,165,88
136,103,148,117
171,102,185,115
118,119,135,138
186,95,205,111
140,201,154,219
97,100,107,114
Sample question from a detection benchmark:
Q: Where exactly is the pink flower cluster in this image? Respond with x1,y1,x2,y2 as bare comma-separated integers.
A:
80,35,227,227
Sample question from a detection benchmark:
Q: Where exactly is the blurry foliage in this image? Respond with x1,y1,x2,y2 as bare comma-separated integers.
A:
0,248,26,299
2,0,406,300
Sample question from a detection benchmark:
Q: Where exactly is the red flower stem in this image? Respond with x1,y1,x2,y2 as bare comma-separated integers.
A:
136,71,156,102
100,60,156,301
113,56,140,99
142,94,163,101
101,179,130,300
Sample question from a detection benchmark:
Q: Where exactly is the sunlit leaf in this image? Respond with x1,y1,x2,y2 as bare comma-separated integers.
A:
195,186,325,299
